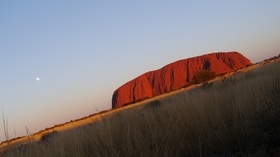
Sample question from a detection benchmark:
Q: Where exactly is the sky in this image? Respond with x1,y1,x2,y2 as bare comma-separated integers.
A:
0,1,279,142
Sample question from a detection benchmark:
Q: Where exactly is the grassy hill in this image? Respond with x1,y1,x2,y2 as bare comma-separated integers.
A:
2,58,280,156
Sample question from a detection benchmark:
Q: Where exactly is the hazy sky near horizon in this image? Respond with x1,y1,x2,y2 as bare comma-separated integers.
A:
0,1,279,141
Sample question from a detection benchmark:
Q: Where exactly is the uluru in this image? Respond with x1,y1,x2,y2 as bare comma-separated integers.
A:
112,52,251,108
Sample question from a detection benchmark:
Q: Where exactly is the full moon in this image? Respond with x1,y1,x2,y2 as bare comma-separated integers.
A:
36,77,40,81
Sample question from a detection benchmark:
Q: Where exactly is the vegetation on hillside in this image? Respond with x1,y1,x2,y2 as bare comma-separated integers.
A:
191,69,216,84
2,60,280,156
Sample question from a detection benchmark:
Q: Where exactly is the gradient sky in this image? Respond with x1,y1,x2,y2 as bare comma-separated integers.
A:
0,1,279,141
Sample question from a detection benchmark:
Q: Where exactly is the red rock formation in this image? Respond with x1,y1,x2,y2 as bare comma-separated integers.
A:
112,52,251,108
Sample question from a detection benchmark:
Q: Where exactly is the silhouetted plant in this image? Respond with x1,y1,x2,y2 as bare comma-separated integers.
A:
191,70,216,84
2,110,9,143
40,131,58,143
201,81,213,89
222,76,236,85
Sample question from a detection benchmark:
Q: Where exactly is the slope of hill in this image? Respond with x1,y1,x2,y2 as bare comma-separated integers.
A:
1,55,279,156
112,52,251,108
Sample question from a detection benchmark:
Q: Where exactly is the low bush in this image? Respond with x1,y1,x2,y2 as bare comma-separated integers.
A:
191,70,216,84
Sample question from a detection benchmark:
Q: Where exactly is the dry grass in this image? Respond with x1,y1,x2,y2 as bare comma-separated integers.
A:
2,60,280,157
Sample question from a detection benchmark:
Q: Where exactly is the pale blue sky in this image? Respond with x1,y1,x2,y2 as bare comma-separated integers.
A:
0,1,279,141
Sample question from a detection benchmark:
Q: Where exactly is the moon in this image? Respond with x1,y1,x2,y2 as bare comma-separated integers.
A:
36,77,40,81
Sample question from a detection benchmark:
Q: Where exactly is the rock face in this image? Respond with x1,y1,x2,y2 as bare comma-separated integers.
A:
112,52,251,108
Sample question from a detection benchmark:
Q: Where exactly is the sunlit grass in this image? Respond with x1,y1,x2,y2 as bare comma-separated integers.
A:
2,60,280,156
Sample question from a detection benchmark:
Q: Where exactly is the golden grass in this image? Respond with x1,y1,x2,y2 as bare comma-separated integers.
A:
2,59,280,156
